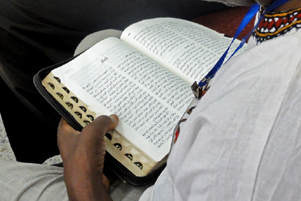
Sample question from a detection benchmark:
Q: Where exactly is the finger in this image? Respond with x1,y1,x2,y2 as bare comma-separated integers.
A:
108,114,119,130
83,114,119,137
58,118,80,135
57,118,80,151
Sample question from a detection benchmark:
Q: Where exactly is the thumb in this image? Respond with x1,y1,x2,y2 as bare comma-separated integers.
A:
108,114,119,130
82,114,119,138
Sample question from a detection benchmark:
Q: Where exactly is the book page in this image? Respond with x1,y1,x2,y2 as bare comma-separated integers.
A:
121,18,247,84
52,37,194,162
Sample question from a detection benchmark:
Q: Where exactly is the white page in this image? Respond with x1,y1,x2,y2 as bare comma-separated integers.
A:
121,18,247,84
52,38,194,161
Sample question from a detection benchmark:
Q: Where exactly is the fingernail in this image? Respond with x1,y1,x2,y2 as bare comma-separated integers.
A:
109,114,118,123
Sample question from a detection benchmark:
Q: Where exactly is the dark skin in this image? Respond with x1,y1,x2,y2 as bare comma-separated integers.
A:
57,115,119,200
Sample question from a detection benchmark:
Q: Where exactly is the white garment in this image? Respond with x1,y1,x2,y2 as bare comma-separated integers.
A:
141,30,301,200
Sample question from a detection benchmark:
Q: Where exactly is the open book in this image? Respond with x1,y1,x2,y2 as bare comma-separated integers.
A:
35,18,246,184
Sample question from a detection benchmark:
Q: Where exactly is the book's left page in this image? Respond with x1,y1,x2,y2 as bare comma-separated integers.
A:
48,37,194,162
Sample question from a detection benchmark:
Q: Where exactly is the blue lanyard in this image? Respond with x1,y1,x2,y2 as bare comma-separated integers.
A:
196,0,291,92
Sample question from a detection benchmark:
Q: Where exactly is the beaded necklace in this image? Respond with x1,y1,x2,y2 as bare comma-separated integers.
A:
253,7,301,43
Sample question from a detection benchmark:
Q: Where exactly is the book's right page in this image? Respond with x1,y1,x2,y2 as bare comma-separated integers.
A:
121,18,247,85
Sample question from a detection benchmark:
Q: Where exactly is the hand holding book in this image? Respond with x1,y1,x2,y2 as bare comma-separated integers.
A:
58,115,118,200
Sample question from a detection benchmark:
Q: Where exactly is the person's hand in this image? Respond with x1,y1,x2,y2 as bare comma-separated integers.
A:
57,115,119,201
